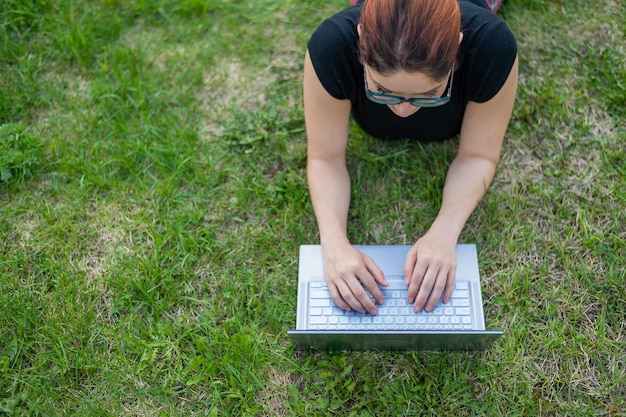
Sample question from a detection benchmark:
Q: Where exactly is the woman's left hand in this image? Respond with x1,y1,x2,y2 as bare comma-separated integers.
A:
403,233,457,313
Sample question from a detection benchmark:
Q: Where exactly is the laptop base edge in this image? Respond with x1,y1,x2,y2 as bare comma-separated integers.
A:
287,330,503,352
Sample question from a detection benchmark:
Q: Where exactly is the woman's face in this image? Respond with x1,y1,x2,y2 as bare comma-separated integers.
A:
364,67,451,118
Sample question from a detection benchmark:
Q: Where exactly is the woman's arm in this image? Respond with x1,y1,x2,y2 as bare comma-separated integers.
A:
304,51,387,315
304,50,351,249
405,55,519,313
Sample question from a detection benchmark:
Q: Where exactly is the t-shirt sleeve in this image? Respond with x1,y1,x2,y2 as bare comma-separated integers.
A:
464,19,517,103
306,12,359,101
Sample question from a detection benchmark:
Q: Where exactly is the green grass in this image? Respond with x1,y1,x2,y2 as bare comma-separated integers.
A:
1,0,624,415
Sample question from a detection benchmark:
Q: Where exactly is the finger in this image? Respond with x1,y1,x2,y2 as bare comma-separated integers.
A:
336,279,369,314
424,268,449,312
327,282,352,312
403,250,418,285
442,268,456,304
413,264,439,313
346,277,378,315
362,258,386,305
365,256,387,287
407,257,428,304
356,271,383,307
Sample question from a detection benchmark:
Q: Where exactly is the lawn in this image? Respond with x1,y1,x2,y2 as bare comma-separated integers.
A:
1,0,624,415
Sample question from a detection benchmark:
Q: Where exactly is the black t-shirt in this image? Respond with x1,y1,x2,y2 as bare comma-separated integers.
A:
307,0,517,142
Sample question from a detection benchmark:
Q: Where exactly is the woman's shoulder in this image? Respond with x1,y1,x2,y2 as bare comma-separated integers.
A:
307,7,362,101
458,1,517,103
308,7,360,56
459,0,517,51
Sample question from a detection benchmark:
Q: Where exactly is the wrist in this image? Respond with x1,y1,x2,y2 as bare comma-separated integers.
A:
320,233,351,251
427,216,463,242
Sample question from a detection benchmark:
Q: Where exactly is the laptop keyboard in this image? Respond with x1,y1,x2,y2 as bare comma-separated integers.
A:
307,281,473,330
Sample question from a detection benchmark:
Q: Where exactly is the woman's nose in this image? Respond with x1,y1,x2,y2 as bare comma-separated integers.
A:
390,102,418,118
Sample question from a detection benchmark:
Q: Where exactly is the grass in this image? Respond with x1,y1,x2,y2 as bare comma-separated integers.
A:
0,0,624,415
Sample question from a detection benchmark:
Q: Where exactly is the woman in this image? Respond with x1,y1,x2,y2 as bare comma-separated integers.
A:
304,0,518,316
350,0,504,13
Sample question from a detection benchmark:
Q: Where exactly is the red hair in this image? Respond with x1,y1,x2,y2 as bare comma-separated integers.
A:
359,0,461,79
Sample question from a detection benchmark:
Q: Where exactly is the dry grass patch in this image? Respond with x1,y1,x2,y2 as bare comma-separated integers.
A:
258,366,295,417
198,59,278,140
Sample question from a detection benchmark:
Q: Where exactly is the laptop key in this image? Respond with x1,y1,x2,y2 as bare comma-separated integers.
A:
455,281,469,290
310,299,331,307
332,307,345,316
451,290,469,299
310,290,330,299
452,299,470,307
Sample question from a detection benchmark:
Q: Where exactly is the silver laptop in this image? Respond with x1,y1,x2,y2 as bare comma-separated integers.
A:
288,244,502,351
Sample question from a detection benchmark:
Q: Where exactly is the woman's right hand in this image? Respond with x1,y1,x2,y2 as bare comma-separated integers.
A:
321,241,388,315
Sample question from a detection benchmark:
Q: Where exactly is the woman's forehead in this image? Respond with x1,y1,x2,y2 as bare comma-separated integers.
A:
366,67,447,96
